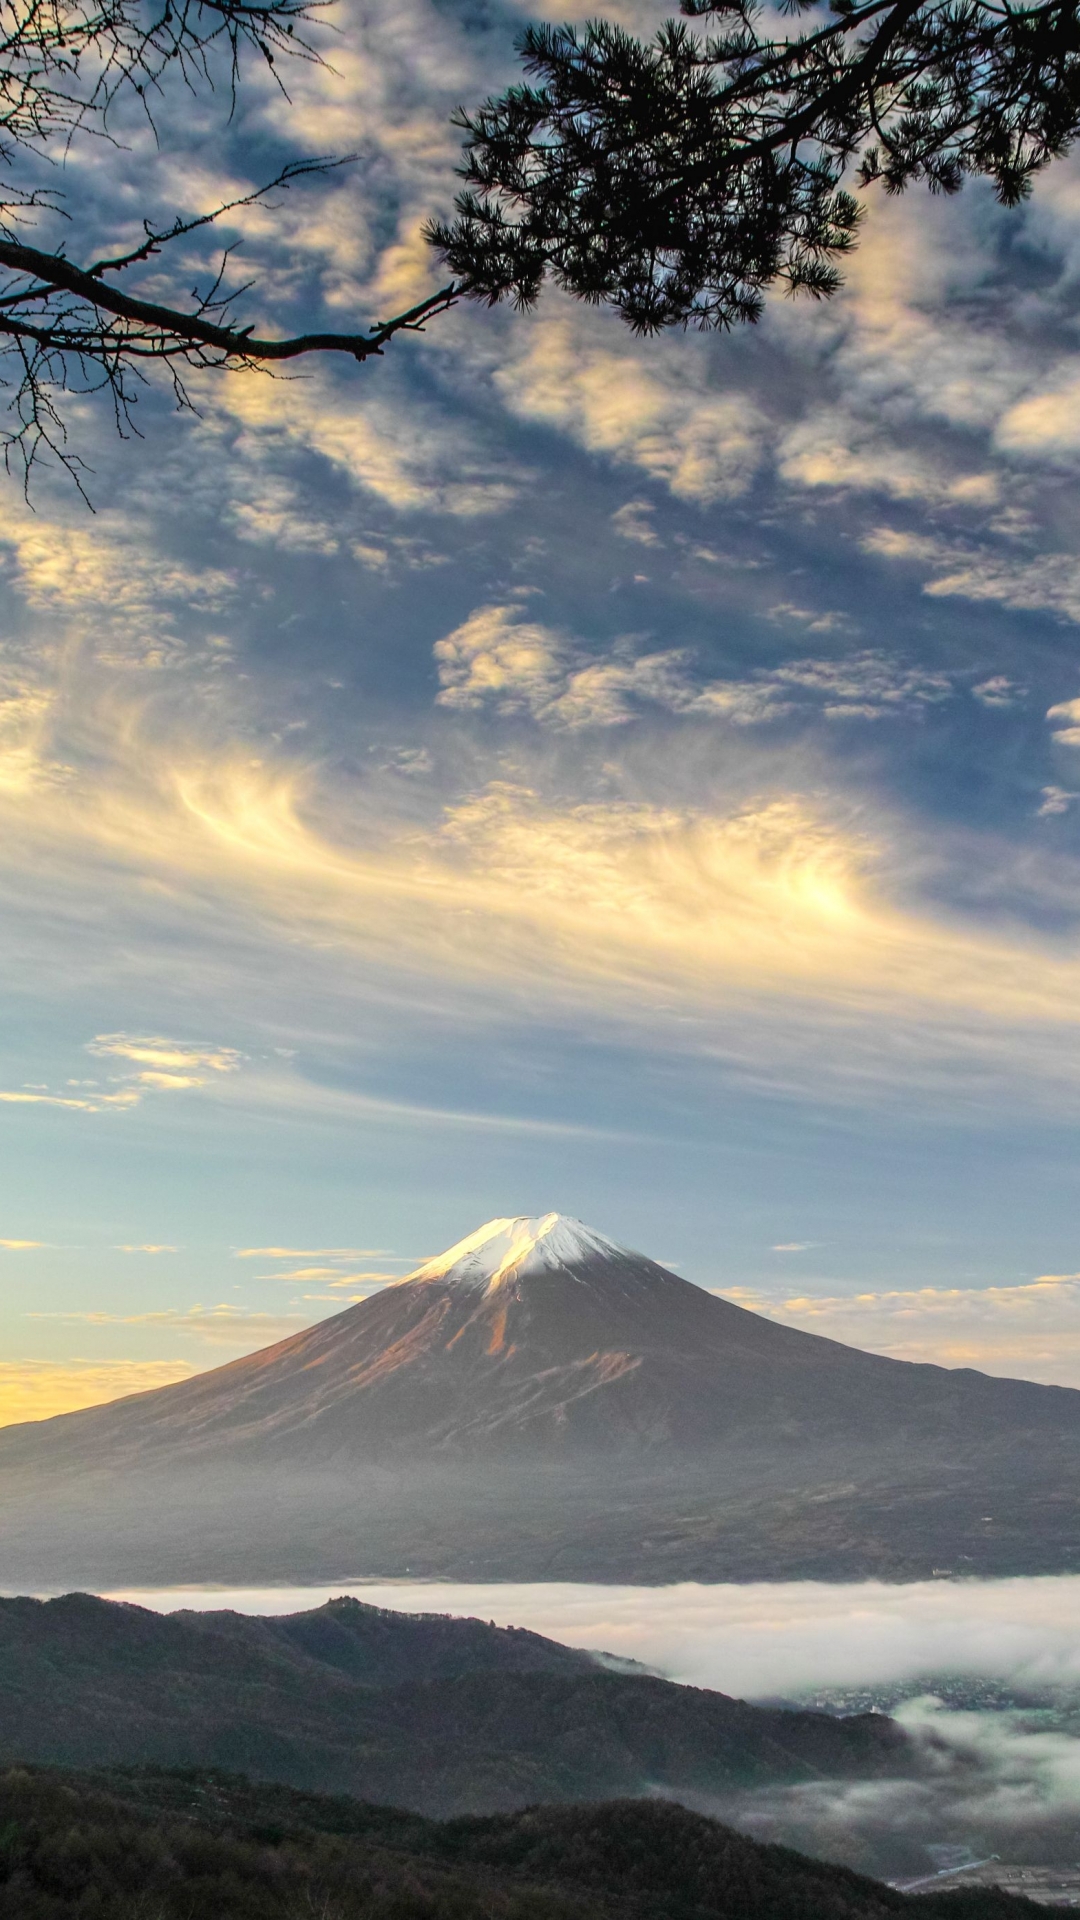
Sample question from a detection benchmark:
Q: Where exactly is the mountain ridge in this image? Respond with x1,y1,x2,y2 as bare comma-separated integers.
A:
0,1591,908,1813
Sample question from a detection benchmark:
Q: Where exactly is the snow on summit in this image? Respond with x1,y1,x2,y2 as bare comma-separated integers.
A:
407,1214,629,1293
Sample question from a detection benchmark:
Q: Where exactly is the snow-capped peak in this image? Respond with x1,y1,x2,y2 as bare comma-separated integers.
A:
406,1214,629,1293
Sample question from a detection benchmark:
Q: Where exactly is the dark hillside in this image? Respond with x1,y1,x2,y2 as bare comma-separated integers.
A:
0,1594,907,1815
0,1766,1045,1920
245,1591,594,1684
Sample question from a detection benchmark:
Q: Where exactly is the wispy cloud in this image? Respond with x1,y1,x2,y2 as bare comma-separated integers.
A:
28,1305,308,1347
1039,787,1080,816
233,1246,396,1260
323,1271,401,1290
0,1036,244,1114
973,676,1026,709
726,1273,1080,1387
611,500,661,547
205,375,523,519
87,1036,242,1081
14,738,1080,1110
863,527,1080,626
0,1089,139,1113
259,1264,356,1281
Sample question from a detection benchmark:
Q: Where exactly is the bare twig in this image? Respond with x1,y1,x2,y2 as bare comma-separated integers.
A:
0,0,460,493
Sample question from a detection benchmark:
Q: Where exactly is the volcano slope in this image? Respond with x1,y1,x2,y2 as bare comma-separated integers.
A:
2,1214,1079,1583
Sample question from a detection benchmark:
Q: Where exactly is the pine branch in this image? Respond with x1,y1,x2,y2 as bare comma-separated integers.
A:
429,0,1080,331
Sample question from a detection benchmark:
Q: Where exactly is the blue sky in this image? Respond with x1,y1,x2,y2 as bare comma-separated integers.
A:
5,0,1080,1422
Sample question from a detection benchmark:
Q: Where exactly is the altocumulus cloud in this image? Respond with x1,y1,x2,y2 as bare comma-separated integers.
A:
433,605,956,729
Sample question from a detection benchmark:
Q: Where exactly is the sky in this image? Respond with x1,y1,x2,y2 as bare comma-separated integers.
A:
6,0,1080,1422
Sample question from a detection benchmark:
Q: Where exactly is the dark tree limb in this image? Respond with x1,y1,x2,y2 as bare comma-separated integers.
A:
0,232,460,362
0,0,462,493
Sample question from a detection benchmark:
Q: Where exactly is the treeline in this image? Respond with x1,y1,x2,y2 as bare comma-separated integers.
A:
0,1765,1044,1920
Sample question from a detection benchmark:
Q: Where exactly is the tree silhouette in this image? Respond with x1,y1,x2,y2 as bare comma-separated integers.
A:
428,0,1080,332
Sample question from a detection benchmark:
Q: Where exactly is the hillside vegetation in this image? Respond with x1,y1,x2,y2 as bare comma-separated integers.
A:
0,1765,1045,1920
0,1595,907,1815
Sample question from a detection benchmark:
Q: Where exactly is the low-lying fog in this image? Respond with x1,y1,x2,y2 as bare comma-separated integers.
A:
95,1577,1080,1881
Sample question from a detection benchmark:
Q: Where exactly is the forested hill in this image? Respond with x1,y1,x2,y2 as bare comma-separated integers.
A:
0,1593,906,1815
0,1765,1043,1920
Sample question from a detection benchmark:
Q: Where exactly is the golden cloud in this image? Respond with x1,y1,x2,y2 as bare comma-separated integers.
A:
11,652,1080,1107
997,368,1080,459
208,375,520,518
0,1359,196,1428
36,757,1080,1065
0,1036,243,1117
0,683,60,796
86,1036,242,1075
234,1247,395,1259
0,1089,139,1112
324,1270,401,1289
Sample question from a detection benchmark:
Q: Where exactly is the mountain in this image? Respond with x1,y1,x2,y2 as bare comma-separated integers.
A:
5,1211,1080,1466
0,1592,907,1813
0,1765,1042,1920
3,1213,1080,1582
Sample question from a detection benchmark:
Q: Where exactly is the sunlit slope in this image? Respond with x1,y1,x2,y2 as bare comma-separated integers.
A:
3,1213,1080,1471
